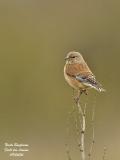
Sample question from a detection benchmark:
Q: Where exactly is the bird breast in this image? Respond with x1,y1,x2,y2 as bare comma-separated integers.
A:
64,66,85,90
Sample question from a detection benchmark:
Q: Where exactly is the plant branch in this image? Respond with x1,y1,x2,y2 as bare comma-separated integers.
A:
88,106,95,160
77,100,86,160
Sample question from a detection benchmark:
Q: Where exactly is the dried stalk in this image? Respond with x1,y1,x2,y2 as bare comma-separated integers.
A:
102,146,107,160
65,105,76,160
77,100,86,160
65,144,72,160
88,106,95,160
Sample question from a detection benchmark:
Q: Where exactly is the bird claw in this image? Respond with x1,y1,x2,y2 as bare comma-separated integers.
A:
81,89,88,95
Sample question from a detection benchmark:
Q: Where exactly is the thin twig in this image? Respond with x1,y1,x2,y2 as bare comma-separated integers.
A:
77,100,86,160
74,112,81,150
102,146,107,160
65,105,77,160
65,144,72,160
88,106,95,160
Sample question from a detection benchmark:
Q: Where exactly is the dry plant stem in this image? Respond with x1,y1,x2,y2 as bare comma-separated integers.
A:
74,115,80,144
65,105,77,160
65,144,72,160
88,107,95,160
77,99,86,160
102,146,107,160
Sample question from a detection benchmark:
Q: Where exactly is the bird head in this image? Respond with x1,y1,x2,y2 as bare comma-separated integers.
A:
65,51,84,64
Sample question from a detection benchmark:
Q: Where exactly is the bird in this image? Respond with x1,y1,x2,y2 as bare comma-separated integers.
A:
64,51,105,102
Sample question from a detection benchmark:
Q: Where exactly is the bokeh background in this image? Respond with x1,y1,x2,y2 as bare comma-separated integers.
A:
0,0,120,159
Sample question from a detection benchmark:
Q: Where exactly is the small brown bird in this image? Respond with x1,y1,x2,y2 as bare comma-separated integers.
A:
64,51,105,102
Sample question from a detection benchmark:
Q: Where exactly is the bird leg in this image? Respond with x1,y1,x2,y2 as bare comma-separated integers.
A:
73,89,88,104
73,89,82,104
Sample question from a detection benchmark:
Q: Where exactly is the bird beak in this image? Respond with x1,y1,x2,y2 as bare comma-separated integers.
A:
65,57,69,61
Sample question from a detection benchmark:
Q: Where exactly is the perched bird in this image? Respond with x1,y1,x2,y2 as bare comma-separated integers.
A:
64,51,105,102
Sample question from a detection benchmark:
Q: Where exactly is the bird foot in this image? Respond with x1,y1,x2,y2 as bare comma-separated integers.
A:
82,89,88,95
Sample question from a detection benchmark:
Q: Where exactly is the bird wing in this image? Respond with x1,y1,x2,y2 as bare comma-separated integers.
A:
76,74,97,86
65,63,93,77
76,74,105,92
65,63,105,92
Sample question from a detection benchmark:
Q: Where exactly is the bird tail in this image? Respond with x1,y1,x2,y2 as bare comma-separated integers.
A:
97,87,106,92
91,82,106,92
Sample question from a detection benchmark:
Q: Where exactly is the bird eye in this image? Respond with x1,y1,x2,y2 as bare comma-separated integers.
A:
71,56,75,58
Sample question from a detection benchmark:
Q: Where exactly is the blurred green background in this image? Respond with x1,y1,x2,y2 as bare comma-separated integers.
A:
0,0,120,159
